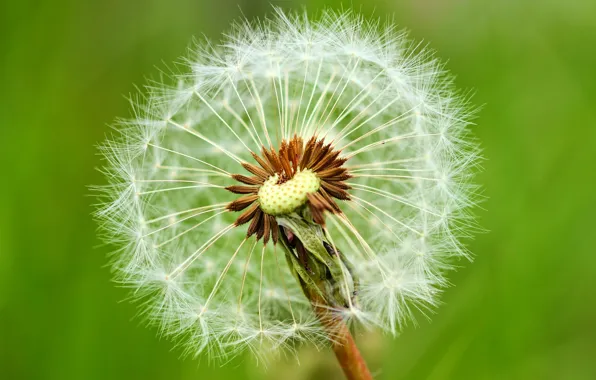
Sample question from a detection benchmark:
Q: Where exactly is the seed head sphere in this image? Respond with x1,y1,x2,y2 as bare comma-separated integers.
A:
95,9,480,361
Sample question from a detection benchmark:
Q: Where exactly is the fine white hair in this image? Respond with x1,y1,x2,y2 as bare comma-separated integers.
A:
94,8,480,362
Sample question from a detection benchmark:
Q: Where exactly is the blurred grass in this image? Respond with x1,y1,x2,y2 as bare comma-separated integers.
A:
1,0,595,379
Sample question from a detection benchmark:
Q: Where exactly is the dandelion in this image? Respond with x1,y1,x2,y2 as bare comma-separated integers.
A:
95,8,479,379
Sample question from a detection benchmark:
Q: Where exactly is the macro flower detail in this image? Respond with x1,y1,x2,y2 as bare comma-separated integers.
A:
226,135,350,244
95,9,478,369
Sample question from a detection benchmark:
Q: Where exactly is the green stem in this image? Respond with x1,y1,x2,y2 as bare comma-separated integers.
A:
277,211,372,379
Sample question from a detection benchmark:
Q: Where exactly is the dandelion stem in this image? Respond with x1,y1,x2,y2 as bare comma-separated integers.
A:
310,292,372,380
278,214,372,380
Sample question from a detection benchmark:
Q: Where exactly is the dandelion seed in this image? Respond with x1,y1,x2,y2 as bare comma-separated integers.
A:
94,8,479,378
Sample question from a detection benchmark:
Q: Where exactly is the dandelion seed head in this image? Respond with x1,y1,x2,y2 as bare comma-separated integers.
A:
95,8,480,362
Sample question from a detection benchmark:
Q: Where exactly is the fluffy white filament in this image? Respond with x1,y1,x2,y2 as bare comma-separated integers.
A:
95,9,479,361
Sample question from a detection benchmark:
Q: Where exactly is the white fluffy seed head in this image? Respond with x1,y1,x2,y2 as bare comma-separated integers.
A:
94,8,480,362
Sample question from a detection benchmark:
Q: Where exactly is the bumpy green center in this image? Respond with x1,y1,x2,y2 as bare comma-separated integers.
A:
258,169,320,216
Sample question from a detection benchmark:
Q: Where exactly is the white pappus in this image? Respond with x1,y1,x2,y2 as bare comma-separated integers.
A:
94,8,480,363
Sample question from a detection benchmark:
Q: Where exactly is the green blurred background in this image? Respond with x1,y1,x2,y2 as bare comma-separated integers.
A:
2,0,596,379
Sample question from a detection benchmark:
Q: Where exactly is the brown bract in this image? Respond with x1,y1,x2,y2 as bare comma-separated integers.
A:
225,136,352,244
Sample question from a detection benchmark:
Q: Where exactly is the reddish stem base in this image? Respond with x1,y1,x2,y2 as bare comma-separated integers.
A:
312,304,373,380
